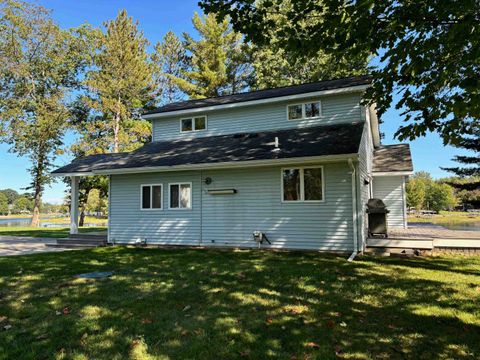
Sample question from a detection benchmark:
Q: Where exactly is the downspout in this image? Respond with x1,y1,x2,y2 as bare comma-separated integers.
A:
107,175,113,245
348,159,358,262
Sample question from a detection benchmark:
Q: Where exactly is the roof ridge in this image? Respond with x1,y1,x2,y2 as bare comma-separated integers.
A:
143,75,372,116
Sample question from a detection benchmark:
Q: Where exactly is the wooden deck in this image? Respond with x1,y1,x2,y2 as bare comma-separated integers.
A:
367,225,480,251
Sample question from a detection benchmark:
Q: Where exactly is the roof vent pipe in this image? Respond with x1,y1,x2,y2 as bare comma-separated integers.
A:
273,136,280,151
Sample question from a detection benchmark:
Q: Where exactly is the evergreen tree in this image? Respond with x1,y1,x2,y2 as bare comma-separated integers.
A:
442,125,480,194
172,12,251,99
248,0,368,89
0,0,91,226
85,9,154,153
152,31,187,104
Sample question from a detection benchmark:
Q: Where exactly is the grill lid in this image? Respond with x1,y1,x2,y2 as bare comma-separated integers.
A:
366,198,389,213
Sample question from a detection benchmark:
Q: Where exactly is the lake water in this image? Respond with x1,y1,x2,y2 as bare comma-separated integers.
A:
0,217,32,227
0,218,102,228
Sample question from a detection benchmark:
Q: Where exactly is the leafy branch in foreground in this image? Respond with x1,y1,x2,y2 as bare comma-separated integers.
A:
200,0,480,145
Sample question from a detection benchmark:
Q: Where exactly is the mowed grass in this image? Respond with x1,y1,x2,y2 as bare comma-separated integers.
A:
0,248,479,359
408,211,480,225
0,226,107,238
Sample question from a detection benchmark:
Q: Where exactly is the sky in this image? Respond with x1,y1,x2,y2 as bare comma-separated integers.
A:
0,0,471,204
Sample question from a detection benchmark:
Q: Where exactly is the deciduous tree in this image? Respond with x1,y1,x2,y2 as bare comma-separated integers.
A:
0,193,8,215
0,0,91,226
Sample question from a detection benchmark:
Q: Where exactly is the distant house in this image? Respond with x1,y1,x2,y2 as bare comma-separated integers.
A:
52,76,413,254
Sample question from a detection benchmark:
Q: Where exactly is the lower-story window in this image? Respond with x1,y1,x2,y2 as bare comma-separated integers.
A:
141,184,163,210
169,183,192,209
282,166,324,202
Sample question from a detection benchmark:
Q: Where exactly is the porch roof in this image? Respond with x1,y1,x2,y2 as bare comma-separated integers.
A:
51,122,364,176
372,144,413,174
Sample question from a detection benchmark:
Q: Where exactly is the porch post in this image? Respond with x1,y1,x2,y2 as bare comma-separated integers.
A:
70,176,79,235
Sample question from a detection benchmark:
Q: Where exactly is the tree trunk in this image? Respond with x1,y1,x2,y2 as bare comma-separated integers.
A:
30,152,45,228
79,208,85,227
113,112,120,153
30,184,42,227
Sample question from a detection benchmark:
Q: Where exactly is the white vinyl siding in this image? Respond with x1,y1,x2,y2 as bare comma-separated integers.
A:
152,93,362,141
109,162,354,251
373,176,407,229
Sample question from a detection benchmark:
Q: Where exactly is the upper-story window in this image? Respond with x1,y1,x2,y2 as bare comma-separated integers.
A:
287,101,322,120
180,116,207,132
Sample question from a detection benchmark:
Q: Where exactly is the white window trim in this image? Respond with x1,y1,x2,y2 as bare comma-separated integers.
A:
168,182,193,210
286,101,322,121
140,184,163,211
281,166,325,203
179,115,208,133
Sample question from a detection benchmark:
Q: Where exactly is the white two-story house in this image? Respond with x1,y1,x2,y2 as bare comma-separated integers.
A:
52,75,413,255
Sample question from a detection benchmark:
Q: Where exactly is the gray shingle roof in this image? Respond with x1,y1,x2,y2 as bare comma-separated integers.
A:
373,144,413,173
52,122,365,175
143,75,372,116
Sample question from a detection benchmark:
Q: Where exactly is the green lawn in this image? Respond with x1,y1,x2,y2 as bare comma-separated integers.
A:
408,211,480,225
0,226,107,238
0,248,479,359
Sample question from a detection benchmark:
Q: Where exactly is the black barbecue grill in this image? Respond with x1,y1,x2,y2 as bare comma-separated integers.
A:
366,198,390,237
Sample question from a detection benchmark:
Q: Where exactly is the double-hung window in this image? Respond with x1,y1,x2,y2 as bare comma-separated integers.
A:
141,184,163,210
180,116,207,132
287,101,321,120
169,183,192,209
282,167,324,202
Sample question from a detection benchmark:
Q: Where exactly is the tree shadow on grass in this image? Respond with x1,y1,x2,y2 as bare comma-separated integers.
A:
0,248,479,359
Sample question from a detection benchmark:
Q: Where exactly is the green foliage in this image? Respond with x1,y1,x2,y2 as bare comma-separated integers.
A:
0,0,91,226
425,182,457,213
171,12,252,99
406,178,425,210
12,196,33,213
85,188,107,214
442,125,479,197
438,176,480,209
248,0,369,89
84,9,154,153
0,188,19,204
200,0,480,145
407,172,457,212
152,31,187,104
0,192,8,215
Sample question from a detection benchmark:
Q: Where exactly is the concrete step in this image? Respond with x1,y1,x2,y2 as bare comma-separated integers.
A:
45,243,101,249
69,233,107,241
57,238,106,245
56,236,107,246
